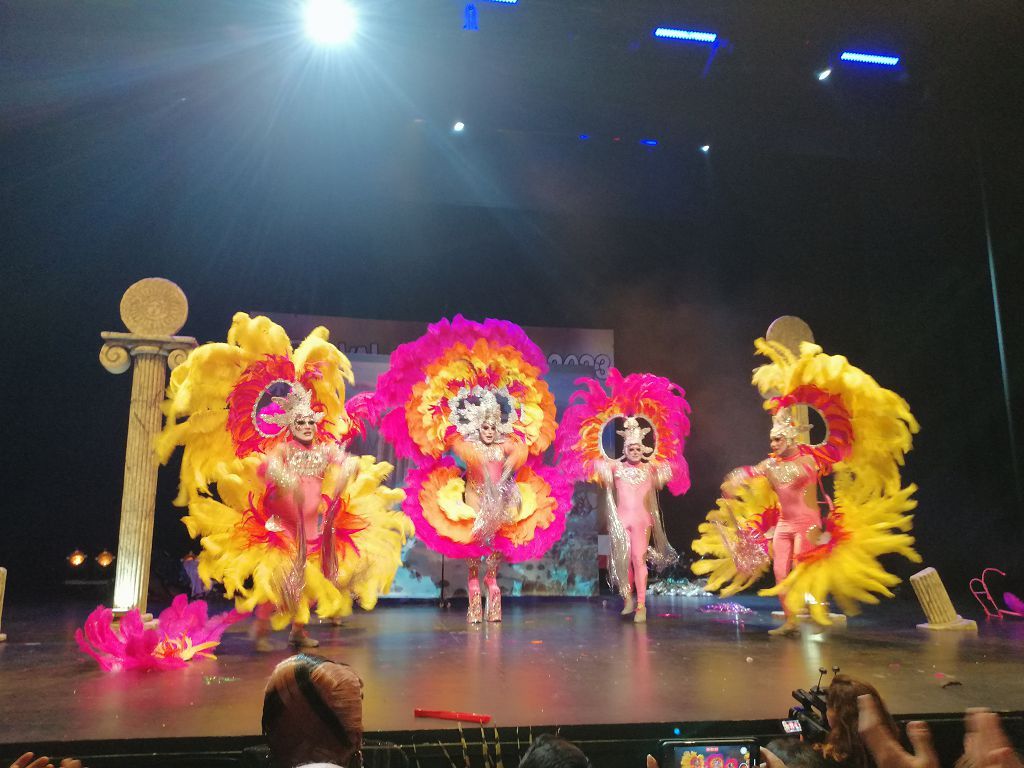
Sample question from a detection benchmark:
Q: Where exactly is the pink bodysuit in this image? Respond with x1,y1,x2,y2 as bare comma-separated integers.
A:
762,453,821,585
255,438,342,618
613,464,655,529
612,462,657,604
262,440,335,544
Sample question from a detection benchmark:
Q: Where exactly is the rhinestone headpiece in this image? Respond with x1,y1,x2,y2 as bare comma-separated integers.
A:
617,416,654,457
448,385,520,442
770,409,809,442
263,383,325,428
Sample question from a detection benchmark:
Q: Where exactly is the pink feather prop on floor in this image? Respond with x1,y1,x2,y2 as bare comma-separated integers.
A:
1004,592,1024,615
75,595,242,672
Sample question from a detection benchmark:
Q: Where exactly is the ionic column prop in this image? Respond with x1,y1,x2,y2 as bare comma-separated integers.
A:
766,315,815,436
100,278,196,615
910,567,977,631
0,567,8,642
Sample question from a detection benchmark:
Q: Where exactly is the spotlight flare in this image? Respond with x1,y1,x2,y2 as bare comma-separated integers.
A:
304,0,357,46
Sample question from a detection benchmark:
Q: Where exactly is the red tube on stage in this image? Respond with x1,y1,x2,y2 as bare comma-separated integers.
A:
414,708,492,724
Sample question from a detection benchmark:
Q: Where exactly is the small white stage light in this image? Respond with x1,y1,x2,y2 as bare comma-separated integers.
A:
700,144,710,153
453,121,466,132
817,68,832,81
304,0,357,46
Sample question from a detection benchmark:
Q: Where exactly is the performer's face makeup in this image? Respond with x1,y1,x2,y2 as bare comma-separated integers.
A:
479,421,497,445
770,434,796,456
290,415,317,444
624,442,644,464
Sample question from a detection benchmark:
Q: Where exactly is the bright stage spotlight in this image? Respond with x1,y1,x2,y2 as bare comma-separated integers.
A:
452,121,466,132
817,68,832,81
700,144,710,153
653,27,717,43
840,51,900,66
304,0,357,46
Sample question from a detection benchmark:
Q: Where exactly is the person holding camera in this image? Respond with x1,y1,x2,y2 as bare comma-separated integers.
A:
815,675,900,768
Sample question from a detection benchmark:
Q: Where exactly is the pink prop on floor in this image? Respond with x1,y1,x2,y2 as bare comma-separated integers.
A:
968,568,1024,619
75,594,243,671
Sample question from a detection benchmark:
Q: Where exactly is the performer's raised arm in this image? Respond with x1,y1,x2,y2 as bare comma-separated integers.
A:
500,437,528,486
721,460,768,498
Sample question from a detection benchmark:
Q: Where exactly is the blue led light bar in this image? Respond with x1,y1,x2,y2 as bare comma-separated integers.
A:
840,51,900,66
640,139,658,146
654,27,717,43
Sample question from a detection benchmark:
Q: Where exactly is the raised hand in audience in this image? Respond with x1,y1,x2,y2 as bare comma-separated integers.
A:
9,754,82,768
857,693,939,768
961,709,1024,768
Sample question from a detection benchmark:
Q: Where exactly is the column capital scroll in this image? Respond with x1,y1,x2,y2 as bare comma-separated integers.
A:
99,332,197,374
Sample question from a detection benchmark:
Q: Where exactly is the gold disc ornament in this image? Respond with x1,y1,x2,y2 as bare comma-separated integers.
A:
119,278,188,336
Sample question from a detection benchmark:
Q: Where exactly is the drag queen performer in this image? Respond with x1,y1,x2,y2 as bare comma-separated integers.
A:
158,313,413,649
719,410,825,636
447,386,529,621
352,315,569,623
556,369,691,623
249,383,360,649
692,339,920,634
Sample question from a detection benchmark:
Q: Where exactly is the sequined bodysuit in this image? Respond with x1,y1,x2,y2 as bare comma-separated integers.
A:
602,459,676,606
459,441,521,545
612,462,656,530
761,452,820,585
264,439,345,543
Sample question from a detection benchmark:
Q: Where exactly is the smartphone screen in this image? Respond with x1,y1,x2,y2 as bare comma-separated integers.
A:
781,719,803,734
662,741,759,768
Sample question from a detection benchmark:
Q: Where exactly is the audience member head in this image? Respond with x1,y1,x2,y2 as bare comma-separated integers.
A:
262,654,363,768
518,734,590,768
765,737,826,768
822,675,898,768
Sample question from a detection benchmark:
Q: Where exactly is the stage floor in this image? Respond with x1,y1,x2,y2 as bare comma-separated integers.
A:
2,595,1023,746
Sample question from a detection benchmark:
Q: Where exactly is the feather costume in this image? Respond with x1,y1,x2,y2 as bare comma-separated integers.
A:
555,368,692,597
158,313,413,628
692,339,920,623
358,315,569,562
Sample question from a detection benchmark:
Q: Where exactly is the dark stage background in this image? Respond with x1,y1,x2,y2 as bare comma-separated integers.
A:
2,1,1022,609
